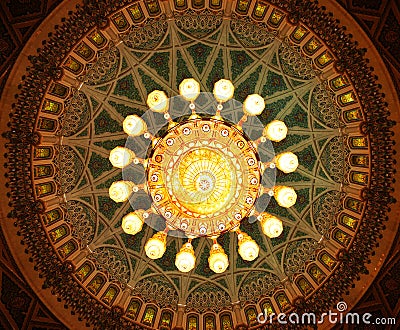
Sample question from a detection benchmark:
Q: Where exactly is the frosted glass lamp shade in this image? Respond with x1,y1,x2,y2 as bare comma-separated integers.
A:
147,90,169,113
175,242,196,272
274,152,299,173
243,94,265,116
237,232,259,261
109,181,134,203
263,120,288,142
259,213,283,238
208,243,229,273
145,232,167,259
121,212,144,235
123,115,147,137
273,186,297,208
213,79,234,103
109,146,135,168
179,78,201,102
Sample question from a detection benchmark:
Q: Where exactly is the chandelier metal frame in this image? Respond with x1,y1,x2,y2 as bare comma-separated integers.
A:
108,78,299,273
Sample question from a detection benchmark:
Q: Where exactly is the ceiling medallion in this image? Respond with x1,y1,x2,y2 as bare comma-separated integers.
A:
108,78,299,273
148,118,260,236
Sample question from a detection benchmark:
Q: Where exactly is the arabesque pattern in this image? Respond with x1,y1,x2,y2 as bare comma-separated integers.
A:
2,0,396,329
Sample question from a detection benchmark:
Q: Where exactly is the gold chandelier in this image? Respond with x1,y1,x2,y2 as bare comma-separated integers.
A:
108,78,299,273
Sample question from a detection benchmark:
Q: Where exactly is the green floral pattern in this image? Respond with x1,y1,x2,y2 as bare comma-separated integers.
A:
60,13,349,308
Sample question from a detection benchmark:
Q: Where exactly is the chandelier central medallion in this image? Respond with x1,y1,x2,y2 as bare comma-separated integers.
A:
108,78,300,273
147,117,261,237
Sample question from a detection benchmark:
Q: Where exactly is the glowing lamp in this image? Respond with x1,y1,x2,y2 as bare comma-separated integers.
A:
145,231,167,259
213,79,234,103
273,186,297,208
179,78,200,102
121,211,144,235
263,120,288,142
175,242,196,272
208,243,229,273
147,90,169,113
123,115,147,137
109,181,134,203
274,152,298,173
109,146,135,169
259,213,283,238
243,94,265,116
237,232,259,261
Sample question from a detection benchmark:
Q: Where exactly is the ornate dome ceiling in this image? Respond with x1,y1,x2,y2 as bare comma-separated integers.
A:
0,0,398,329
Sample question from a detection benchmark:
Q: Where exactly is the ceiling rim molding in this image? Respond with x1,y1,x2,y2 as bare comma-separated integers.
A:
0,1,90,328
316,0,400,320
0,0,397,329
0,1,159,328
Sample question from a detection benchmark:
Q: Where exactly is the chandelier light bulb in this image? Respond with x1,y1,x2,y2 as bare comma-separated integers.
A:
121,211,144,235
179,78,201,102
259,213,283,238
208,242,229,273
145,231,167,259
175,242,196,272
243,94,265,116
109,181,134,203
273,185,297,208
263,120,288,142
213,79,235,103
274,152,299,173
123,115,147,137
147,90,169,113
109,146,135,169
237,232,259,261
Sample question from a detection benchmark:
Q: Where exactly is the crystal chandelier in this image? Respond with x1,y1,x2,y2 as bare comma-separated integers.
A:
108,78,299,273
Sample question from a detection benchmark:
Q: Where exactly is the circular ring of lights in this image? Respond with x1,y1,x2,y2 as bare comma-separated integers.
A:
108,79,300,273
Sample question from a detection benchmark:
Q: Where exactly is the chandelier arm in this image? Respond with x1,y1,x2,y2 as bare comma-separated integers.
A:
236,114,247,129
254,136,267,145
